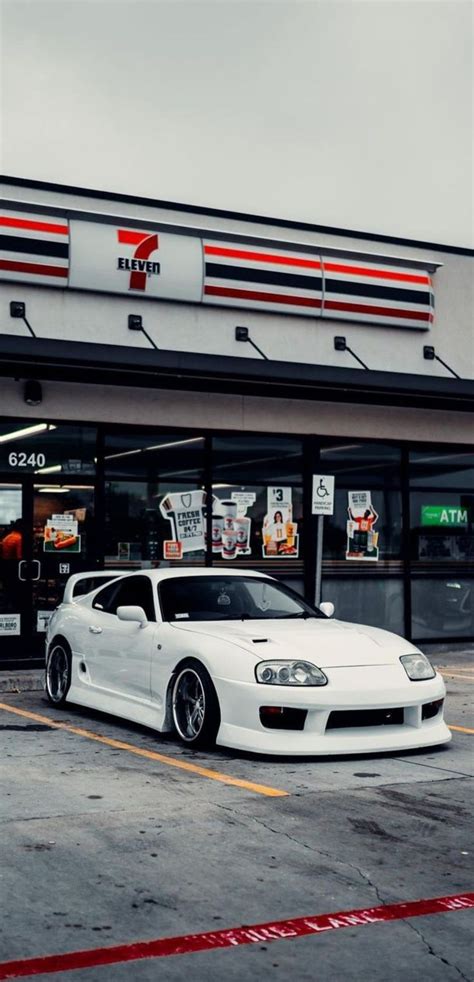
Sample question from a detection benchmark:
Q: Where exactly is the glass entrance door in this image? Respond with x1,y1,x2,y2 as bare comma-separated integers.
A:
32,481,96,646
0,478,96,663
0,482,33,656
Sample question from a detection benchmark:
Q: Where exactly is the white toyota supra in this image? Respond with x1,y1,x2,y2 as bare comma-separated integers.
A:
45,568,451,756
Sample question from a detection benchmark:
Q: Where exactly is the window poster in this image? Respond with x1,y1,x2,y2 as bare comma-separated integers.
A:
211,493,254,559
159,490,207,556
37,610,53,633
44,514,81,553
262,487,299,558
346,491,379,561
0,613,20,635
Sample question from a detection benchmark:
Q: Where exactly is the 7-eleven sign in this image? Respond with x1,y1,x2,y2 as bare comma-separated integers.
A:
68,218,203,302
117,229,160,291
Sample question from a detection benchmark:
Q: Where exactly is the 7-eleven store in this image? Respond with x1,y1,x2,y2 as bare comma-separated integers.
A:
0,176,473,666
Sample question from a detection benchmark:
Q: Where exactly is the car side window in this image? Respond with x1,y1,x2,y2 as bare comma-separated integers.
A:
107,576,156,622
92,580,123,613
73,575,122,598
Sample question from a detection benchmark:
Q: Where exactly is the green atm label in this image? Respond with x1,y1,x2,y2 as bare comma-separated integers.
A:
421,505,469,527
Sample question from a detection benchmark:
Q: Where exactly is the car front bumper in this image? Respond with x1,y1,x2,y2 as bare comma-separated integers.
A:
213,666,451,756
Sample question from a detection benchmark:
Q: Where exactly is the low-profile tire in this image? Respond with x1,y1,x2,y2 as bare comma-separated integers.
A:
45,639,72,707
171,660,220,749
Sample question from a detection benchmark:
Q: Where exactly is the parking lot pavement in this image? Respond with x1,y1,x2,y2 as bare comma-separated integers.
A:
0,656,473,981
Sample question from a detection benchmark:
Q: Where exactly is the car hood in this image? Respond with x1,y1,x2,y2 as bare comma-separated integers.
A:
170,618,417,667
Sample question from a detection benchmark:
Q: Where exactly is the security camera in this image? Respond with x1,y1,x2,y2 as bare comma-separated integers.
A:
24,380,42,406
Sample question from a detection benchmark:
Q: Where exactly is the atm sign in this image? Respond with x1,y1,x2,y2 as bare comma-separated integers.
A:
421,505,470,527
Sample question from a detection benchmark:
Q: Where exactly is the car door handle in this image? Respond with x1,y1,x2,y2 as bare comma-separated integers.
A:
89,625,102,634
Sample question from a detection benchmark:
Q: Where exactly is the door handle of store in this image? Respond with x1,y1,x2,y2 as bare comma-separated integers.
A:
18,560,41,581
89,625,103,634
31,560,41,581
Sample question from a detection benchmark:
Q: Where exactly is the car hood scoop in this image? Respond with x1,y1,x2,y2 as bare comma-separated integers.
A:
170,618,410,667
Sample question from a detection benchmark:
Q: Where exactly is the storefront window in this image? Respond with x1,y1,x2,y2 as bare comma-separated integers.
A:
409,492,474,564
410,450,474,489
321,577,404,635
320,443,402,565
105,481,207,568
411,577,474,640
0,420,97,475
104,431,204,481
211,436,303,569
409,450,473,639
104,431,206,568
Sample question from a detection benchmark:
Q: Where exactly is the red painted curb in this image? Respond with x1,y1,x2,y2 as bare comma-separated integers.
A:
0,893,472,979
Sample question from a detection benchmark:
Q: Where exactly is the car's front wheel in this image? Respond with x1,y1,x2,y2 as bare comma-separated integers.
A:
45,640,72,707
171,661,220,749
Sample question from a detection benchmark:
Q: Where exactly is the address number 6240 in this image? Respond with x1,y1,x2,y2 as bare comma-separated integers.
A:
8,452,46,468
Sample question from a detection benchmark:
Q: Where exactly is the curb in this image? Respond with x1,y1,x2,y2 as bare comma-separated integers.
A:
0,673,44,693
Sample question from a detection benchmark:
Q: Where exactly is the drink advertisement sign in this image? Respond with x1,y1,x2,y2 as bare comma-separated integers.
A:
346,491,380,561
262,487,299,558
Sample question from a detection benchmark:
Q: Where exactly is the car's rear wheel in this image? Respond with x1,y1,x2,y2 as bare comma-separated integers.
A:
45,640,72,707
171,661,220,749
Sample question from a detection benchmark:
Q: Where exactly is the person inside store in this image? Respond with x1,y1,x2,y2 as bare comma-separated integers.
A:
0,518,24,559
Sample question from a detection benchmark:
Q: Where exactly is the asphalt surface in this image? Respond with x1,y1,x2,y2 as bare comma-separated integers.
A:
0,649,473,981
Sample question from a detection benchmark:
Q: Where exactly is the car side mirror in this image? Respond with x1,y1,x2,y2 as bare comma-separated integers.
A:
117,605,148,628
319,601,335,618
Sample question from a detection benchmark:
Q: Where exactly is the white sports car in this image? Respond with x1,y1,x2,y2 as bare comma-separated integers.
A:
45,568,451,756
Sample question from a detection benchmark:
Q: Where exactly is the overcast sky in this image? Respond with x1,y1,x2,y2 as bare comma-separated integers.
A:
2,0,473,246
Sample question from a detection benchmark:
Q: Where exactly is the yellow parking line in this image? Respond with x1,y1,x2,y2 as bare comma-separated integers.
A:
440,672,474,682
0,701,289,798
448,724,474,735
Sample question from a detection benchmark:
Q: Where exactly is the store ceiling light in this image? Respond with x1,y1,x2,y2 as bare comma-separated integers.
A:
103,448,144,461
36,486,70,493
35,464,62,474
145,437,204,452
104,436,204,460
0,423,56,444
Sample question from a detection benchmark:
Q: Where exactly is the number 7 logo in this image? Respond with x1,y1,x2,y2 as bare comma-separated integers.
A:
117,229,160,291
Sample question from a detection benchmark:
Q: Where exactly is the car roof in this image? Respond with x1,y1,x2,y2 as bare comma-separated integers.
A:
67,567,271,599
119,568,270,582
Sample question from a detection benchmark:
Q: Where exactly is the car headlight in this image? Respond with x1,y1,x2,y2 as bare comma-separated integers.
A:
400,653,436,681
255,660,328,686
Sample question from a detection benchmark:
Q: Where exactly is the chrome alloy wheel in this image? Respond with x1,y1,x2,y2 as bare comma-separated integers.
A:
46,644,69,703
172,668,206,742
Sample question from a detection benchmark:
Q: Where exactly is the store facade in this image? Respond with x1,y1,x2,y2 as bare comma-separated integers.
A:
1,178,473,665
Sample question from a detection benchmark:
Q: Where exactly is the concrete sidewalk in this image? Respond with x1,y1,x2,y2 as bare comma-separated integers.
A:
0,670,44,693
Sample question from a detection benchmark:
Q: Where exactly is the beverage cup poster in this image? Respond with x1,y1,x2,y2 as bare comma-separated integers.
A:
212,494,252,559
346,491,379,561
44,514,81,553
159,491,206,556
262,487,299,558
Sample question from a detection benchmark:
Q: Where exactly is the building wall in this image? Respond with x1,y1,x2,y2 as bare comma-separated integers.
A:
0,377,473,447
2,180,473,381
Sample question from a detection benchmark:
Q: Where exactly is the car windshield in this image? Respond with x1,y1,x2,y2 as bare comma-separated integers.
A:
159,576,326,622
